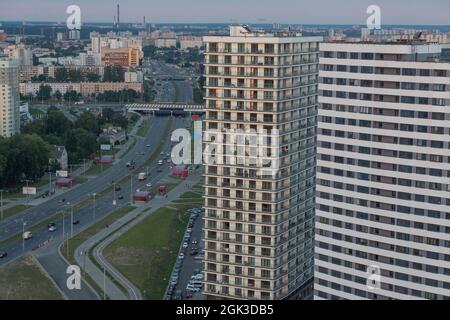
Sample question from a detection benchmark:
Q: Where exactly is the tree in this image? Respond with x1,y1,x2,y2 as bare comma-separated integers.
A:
85,73,101,82
54,90,63,101
3,134,50,184
75,111,100,135
45,108,72,136
36,85,52,101
64,90,81,102
55,67,69,82
103,65,124,82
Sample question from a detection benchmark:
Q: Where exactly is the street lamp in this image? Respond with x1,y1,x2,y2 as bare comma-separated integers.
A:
0,189,6,221
22,219,27,251
92,193,97,220
112,181,117,206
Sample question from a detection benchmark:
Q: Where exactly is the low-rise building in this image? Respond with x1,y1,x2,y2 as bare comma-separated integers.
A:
20,81,142,97
100,126,126,145
49,146,68,170
154,38,177,48
101,47,140,67
179,36,203,50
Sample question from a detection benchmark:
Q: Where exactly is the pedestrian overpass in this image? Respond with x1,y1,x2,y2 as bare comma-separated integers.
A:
126,103,204,116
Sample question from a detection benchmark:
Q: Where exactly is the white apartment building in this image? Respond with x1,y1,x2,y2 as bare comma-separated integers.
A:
315,41,450,300
90,32,144,59
0,56,20,137
202,25,321,300
179,36,203,50
3,44,33,66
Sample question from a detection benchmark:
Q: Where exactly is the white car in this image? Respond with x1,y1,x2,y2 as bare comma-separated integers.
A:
48,226,57,232
186,284,200,292
182,242,188,249
178,253,185,260
146,183,153,188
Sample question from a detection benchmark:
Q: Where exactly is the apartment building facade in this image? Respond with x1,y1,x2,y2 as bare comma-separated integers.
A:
202,26,321,300
101,48,140,67
315,42,450,300
0,56,20,137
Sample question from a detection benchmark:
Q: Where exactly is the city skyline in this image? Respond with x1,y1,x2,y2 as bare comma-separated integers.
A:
1,0,450,25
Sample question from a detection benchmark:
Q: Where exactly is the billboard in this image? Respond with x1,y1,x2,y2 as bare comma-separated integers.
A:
56,170,69,178
101,144,112,151
23,187,37,195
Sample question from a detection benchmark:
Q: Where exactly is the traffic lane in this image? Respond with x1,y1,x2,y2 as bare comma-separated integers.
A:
37,252,99,300
0,117,184,266
0,116,166,242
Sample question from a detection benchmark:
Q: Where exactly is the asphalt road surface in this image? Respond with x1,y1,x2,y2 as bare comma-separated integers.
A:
0,115,189,268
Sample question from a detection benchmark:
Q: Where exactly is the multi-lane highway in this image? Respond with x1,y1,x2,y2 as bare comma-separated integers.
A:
0,115,190,266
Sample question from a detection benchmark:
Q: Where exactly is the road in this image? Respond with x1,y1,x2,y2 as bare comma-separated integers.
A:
144,60,194,103
0,115,181,266
83,168,202,300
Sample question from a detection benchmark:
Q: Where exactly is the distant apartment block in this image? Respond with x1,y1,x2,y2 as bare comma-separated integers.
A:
154,38,177,48
315,41,450,300
101,47,141,67
20,82,143,97
0,55,20,137
202,25,321,300
179,36,203,50
3,44,33,66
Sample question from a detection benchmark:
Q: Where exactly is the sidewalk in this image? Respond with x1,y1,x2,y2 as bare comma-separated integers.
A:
74,168,202,300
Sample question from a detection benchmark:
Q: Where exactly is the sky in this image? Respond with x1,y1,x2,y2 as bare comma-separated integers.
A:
0,0,449,25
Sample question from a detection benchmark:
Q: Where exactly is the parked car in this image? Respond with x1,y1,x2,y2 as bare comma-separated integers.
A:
183,242,188,249
0,252,7,258
48,225,57,232
72,219,80,225
174,290,182,300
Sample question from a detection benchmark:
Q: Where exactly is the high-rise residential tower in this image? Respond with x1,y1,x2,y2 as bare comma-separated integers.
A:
315,41,450,300
0,55,20,137
202,25,321,300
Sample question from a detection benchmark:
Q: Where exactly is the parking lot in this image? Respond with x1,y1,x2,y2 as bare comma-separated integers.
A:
165,207,204,300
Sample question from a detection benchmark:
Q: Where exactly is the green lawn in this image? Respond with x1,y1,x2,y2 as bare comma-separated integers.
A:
136,119,150,137
0,256,62,300
1,204,32,220
61,205,135,266
119,137,137,159
60,205,135,299
84,164,112,176
103,204,190,300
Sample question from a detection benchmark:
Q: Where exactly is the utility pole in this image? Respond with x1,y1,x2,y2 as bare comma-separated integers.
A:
130,175,134,204
92,193,97,220
23,179,32,203
103,266,106,300
82,159,87,178
22,220,26,251
70,204,74,238
49,172,53,195
0,189,5,221
113,181,117,206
